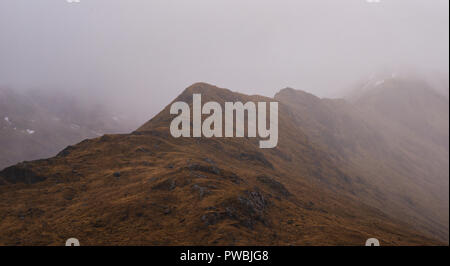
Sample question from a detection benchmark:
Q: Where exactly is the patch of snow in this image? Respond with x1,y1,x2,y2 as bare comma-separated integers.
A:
91,130,103,136
374,80,385,87
70,124,80,130
26,129,35,135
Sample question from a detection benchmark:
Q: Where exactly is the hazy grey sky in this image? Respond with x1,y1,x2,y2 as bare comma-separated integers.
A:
0,0,448,120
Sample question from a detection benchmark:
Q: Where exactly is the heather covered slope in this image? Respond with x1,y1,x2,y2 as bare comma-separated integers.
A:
0,83,445,245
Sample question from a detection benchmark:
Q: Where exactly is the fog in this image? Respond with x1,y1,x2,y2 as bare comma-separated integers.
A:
0,0,448,122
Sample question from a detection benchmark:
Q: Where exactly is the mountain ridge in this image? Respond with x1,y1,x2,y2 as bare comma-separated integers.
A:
0,82,447,245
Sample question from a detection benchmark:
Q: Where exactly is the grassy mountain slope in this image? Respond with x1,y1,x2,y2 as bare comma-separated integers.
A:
0,83,445,245
274,76,449,242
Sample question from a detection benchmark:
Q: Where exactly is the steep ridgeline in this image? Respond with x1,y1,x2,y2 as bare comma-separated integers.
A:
0,83,445,245
349,75,449,242
274,75,449,243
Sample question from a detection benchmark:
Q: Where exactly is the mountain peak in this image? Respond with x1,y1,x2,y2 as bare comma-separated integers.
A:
177,82,267,103
138,83,276,132
181,82,221,95
175,82,238,103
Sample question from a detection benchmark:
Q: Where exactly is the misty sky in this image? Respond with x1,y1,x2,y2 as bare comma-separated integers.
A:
0,0,448,121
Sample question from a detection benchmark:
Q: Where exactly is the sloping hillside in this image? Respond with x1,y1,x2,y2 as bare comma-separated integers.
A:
276,79,449,242
0,83,444,245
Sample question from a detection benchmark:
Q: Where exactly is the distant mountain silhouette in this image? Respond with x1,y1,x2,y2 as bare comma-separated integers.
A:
0,88,140,170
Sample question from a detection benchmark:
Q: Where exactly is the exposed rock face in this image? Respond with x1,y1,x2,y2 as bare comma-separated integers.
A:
256,175,291,197
235,190,269,229
239,152,273,169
